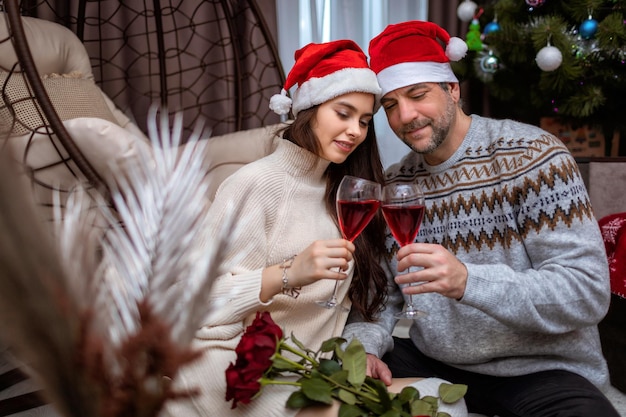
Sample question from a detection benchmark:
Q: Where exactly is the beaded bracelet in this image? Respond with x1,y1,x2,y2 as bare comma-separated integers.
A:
280,255,300,298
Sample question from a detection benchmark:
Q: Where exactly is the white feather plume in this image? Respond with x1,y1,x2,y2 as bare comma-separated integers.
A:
0,106,238,417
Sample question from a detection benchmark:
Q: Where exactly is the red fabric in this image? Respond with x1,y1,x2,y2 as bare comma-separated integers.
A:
368,20,452,74
283,39,370,92
599,212,626,298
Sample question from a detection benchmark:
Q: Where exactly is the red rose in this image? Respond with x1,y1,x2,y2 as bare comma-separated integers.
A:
225,362,262,408
248,311,283,339
225,312,283,408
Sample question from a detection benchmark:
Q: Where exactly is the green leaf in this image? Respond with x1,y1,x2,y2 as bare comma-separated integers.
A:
328,369,349,386
338,403,368,417
301,376,333,404
320,336,347,353
438,383,468,404
365,376,392,397
389,397,413,415
342,338,366,386
290,332,314,355
337,388,357,405
361,395,386,415
410,398,436,417
398,386,419,403
421,395,439,408
286,391,315,409
379,410,404,417
272,355,301,372
319,358,342,376
435,412,452,417
370,377,392,410
334,347,345,362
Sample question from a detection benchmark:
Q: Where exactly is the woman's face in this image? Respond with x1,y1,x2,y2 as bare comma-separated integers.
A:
311,92,375,164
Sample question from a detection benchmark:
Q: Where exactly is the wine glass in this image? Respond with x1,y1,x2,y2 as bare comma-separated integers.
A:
316,175,381,309
381,181,426,319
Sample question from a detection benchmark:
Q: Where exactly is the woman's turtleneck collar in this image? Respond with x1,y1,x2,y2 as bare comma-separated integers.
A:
273,139,331,181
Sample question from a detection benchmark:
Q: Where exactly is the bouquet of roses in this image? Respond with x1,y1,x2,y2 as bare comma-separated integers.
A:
225,312,467,417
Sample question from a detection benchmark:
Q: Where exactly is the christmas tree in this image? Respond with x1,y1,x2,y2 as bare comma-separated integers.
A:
453,0,626,155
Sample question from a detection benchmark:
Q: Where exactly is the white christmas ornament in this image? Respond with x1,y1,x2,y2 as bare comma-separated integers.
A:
457,0,477,22
535,44,563,71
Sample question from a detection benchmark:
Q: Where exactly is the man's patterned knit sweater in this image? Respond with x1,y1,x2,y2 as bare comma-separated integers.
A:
344,114,611,388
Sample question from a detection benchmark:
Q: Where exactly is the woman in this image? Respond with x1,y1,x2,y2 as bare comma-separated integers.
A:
164,39,414,417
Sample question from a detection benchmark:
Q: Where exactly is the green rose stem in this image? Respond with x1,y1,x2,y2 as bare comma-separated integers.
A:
280,341,321,367
227,312,468,413
260,342,381,404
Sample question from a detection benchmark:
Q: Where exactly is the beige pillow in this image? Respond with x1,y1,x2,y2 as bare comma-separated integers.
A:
202,124,282,201
0,15,92,76
0,71,119,135
64,118,283,203
5,117,149,223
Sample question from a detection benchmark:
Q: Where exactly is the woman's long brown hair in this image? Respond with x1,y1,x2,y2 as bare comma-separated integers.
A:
276,108,388,321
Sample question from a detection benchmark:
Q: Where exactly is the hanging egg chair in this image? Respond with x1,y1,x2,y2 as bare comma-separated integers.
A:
0,1,285,414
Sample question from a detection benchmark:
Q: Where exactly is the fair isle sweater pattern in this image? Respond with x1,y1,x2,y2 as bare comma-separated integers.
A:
384,120,594,258
345,115,611,387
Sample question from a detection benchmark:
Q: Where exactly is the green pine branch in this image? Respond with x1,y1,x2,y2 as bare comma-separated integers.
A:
460,0,626,132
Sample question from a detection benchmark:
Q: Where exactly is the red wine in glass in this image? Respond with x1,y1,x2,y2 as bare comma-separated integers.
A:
381,181,427,319
317,176,381,309
338,199,381,242
382,204,425,247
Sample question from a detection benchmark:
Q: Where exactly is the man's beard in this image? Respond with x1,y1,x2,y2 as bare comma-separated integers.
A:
399,95,456,155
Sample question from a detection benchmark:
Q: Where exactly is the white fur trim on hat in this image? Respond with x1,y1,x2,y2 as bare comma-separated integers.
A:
377,61,459,97
291,67,382,116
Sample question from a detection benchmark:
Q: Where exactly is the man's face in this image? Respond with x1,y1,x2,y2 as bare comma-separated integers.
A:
380,82,457,156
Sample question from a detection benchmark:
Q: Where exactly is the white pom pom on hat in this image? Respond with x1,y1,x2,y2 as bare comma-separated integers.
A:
268,88,292,116
446,36,469,62
269,39,381,117
368,20,468,96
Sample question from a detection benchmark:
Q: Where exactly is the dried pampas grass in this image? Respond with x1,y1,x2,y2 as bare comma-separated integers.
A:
0,107,236,417
0,135,90,417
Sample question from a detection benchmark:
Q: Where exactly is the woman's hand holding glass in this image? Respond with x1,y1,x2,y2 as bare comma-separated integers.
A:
285,239,356,288
261,239,356,302
317,175,381,309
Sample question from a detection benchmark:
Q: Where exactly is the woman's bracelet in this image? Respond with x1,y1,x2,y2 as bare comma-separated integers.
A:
280,255,300,298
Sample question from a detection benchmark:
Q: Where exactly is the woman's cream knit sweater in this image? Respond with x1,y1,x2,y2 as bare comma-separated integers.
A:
164,140,352,416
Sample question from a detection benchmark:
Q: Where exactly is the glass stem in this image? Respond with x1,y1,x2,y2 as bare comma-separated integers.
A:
405,266,415,311
329,268,341,302
329,283,338,303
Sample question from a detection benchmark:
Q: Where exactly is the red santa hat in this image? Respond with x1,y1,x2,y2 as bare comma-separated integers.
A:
269,39,381,117
368,21,468,97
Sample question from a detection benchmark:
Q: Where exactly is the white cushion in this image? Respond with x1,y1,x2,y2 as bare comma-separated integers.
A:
63,117,281,203
0,15,92,76
202,124,281,201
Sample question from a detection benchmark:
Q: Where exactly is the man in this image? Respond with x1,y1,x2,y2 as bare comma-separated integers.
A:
344,20,619,416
